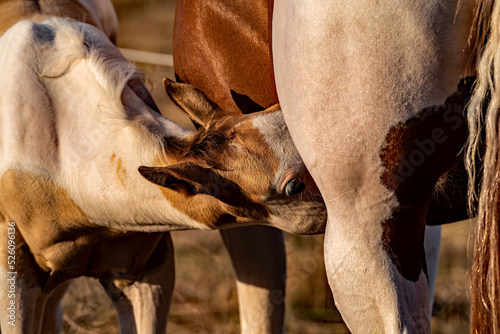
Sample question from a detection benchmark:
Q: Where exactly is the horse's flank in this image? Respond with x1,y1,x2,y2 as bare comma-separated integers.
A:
272,0,475,332
173,0,278,113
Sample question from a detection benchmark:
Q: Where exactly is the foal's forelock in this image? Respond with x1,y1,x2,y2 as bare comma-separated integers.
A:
177,116,237,168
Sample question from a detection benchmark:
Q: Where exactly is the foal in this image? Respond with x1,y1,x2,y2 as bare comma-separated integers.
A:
0,18,325,333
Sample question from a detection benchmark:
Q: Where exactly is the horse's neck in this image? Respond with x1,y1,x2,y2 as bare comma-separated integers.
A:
54,65,206,232
0,49,200,234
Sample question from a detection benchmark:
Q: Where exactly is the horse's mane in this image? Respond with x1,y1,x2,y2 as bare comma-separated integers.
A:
467,0,500,332
34,18,179,158
38,18,142,108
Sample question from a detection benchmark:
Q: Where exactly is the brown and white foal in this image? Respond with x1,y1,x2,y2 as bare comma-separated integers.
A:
0,16,325,334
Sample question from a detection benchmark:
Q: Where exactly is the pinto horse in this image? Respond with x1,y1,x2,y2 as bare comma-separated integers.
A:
173,0,474,332
271,0,482,332
0,4,327,334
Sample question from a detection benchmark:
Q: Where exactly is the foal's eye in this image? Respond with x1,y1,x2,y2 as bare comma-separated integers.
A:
285,179,306,196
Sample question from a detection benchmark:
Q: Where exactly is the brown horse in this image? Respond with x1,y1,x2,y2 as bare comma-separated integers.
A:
173,1,286,332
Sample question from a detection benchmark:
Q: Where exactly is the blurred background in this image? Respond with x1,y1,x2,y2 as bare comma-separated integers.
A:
60,0,473,333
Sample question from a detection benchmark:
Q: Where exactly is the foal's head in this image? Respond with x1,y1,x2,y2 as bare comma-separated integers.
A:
139,79,326,234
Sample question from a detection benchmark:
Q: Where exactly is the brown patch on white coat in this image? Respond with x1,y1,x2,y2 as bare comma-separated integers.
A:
111,154,127,188
379,78,472,281
0,169,168,332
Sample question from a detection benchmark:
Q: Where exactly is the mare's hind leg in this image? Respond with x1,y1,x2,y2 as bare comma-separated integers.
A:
40,280,72,334
101,233,175,334
220,226,286,334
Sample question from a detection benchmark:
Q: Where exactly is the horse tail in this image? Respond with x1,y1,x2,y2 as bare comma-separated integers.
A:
467,0,500,332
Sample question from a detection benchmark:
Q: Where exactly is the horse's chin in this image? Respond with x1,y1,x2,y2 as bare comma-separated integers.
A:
268,200,327,235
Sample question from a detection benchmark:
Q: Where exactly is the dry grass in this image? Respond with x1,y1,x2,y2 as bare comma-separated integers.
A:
62,223,471,333
60,1,473,333
432,220,472,334
61,231,348,334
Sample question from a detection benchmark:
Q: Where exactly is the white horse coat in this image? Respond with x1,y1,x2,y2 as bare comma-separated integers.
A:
273,0,474,332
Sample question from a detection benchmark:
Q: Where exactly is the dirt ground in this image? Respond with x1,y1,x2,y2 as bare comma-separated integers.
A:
60,1,473,333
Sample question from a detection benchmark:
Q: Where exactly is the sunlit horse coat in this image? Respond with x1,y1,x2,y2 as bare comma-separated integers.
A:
0,0,118,41
173,1,286,332
173,1,477,332
0,9,326,334
272,0,476,332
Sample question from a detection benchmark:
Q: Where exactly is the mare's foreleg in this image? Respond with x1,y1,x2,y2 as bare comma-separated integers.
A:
220,226,286,334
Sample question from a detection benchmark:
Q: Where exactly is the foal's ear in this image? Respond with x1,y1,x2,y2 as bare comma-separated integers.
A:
139,162,223,197
139,163,267,217
162,78,220,128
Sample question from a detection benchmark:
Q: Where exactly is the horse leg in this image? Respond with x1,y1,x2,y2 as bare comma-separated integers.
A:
40,280,72,334
101,233,175,334
0,271,48,334
0,222,50,333
220,226,286,334
424,225,441,310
